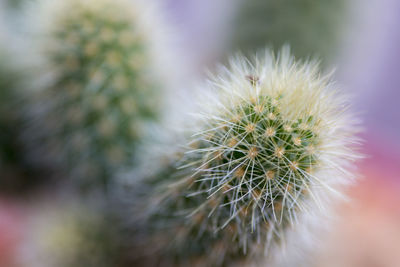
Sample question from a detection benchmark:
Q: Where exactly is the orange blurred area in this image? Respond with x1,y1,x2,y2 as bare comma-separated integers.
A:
316,134,400,267
317,180,400,267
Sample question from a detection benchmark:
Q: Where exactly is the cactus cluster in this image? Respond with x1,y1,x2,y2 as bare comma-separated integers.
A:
28,0,163,187
132,48,359,266
3,0,361,264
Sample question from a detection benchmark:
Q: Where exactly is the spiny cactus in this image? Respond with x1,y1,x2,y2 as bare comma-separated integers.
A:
132,48,360,266
231,0,348,62
27,0,166,187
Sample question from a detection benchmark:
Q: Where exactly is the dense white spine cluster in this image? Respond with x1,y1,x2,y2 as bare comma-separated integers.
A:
134,48,360,266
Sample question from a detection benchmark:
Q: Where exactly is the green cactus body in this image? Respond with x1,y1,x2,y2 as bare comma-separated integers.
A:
31,0,162,187
134,48,360,266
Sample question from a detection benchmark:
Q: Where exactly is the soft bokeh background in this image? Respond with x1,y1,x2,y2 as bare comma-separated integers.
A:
1,0,399,266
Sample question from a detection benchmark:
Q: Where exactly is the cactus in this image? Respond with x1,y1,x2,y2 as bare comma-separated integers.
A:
231,0,348,63
132,48,360,266
27,0,165,187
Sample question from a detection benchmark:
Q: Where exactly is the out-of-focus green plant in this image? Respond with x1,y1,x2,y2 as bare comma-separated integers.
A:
22,202,123,267
0,50,40,192
0,51,21,182
26,0,167,189
4,0,28,10
231,0,348,63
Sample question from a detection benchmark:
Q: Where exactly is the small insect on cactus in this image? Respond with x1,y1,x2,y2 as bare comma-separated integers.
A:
134,48,360,266
28,0,165,187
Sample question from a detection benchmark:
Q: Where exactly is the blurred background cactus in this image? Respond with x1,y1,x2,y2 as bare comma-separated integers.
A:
20,200,122,267
131,48,360,266
3,0,29,10
230,0,348,64
25,0,165,189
